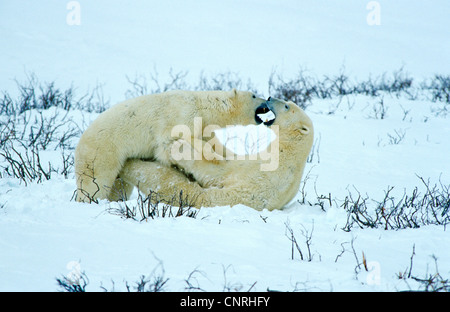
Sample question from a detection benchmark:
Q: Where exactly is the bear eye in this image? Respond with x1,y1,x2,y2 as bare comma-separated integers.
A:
285,104,289,110
252,94,256,99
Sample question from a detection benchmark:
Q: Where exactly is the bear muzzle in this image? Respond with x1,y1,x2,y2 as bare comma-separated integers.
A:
255,102,276,126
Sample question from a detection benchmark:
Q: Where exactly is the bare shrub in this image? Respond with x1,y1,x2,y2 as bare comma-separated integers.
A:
58,260,169,292
268,68,319,109
284,220,315,261
423,74,450,104
107,189,199,221
125,67,189,98
342,176,450,231
1,73,108,114
56,271,89,292
0,109,80,183
196,71,259,94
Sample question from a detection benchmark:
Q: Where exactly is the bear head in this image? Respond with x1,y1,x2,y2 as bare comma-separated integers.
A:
257,97,314,148
223,89,268,125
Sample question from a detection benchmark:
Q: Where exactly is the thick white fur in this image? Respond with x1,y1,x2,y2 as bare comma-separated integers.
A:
75,89,267,202
119,99,314,211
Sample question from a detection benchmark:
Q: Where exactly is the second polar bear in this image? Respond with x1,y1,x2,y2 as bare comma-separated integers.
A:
119,98,314,211
75,89,268,202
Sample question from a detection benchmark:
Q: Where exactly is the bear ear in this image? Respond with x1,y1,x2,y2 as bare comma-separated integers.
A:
292,125,311,138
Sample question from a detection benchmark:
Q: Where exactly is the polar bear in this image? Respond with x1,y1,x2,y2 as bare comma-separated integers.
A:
75,89,268,202
118,97,314,211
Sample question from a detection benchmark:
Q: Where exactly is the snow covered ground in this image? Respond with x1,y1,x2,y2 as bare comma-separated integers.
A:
1,0,449,292
2,0,449,103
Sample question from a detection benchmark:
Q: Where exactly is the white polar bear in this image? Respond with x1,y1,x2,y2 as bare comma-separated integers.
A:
119,98,314,211
75,89,268,202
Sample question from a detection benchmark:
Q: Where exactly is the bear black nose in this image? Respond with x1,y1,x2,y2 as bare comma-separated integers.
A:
255,102,276,126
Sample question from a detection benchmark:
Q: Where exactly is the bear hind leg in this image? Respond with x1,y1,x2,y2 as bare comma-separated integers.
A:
75,158,124,203
107,178,135,201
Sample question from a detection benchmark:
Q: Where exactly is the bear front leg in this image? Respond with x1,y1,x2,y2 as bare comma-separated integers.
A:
169,139,226,188
190,135,237,163
75,143,124,203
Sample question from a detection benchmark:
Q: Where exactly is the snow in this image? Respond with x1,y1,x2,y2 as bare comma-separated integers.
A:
1,0,450,292
2,0,449,103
